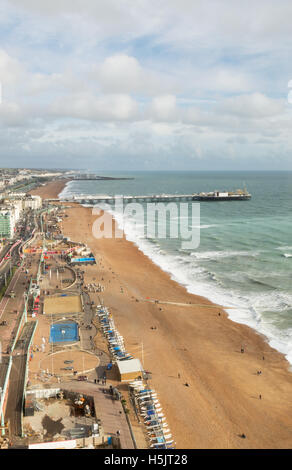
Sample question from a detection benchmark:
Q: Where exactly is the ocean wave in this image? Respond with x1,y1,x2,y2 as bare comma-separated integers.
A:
252,291,292,313
283,253,292,258
58,180,75,199
247,277,277,290
190,224,219,229
189,250,258,260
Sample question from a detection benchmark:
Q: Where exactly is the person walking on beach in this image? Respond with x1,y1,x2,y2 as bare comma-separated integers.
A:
178,373,181,379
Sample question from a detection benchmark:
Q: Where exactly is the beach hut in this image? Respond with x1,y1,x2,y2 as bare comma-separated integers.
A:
117,358,143,382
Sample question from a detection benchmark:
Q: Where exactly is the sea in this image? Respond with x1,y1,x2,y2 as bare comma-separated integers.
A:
59,171,292,365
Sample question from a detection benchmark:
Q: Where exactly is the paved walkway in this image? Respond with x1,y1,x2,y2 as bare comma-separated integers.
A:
79,289,97,351
60,380,135,449
5,354,26,439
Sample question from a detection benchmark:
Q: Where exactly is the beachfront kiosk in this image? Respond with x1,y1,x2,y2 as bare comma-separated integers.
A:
117,359,143,383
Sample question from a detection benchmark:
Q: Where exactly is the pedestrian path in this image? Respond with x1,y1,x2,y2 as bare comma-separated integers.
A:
61,380,135,449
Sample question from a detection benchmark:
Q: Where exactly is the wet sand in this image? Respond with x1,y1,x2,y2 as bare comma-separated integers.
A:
33,180,292,449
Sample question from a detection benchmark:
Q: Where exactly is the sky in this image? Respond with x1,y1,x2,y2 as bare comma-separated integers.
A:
0,0,292,171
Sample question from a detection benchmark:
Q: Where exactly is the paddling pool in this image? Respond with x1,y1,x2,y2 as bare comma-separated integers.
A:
49,321,78,343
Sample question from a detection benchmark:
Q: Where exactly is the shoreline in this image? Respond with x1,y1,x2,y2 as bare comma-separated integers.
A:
32,179,292,448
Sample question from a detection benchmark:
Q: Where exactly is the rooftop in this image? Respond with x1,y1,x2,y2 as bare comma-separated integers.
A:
117,358,143,375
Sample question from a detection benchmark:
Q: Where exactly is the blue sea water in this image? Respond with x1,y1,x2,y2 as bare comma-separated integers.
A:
59,171,292,364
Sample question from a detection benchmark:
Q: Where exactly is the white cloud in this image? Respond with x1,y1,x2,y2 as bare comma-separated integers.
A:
98,55,142,94
149,95,177,121
0,49,24,87
0,101,25,126
217,93,284,118
49,92,138,121
209,68,253,93
94,54,178,96
6,0,292,45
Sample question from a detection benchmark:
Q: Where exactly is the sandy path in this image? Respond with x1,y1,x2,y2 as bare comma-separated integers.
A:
33,180,292,449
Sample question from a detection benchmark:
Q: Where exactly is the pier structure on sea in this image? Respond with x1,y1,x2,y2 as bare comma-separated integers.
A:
69,194,196,204
64,191,251,205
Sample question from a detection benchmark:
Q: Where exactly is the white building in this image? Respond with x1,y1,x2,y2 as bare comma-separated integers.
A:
3,194,42,211
11,199,23,220
117,359,143,382
24,195,42,210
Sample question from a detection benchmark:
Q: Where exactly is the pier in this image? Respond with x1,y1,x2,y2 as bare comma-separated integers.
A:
73,175,134,181
64,190,251,205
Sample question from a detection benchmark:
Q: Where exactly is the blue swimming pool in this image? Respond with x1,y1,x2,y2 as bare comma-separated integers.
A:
49,321,78,343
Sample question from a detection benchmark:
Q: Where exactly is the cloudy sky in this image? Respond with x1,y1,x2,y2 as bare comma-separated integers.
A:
0,0,292,170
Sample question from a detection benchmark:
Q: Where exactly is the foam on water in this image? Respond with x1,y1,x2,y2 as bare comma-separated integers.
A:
190,224,218,229
189,250,259,260
58,181,76,199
